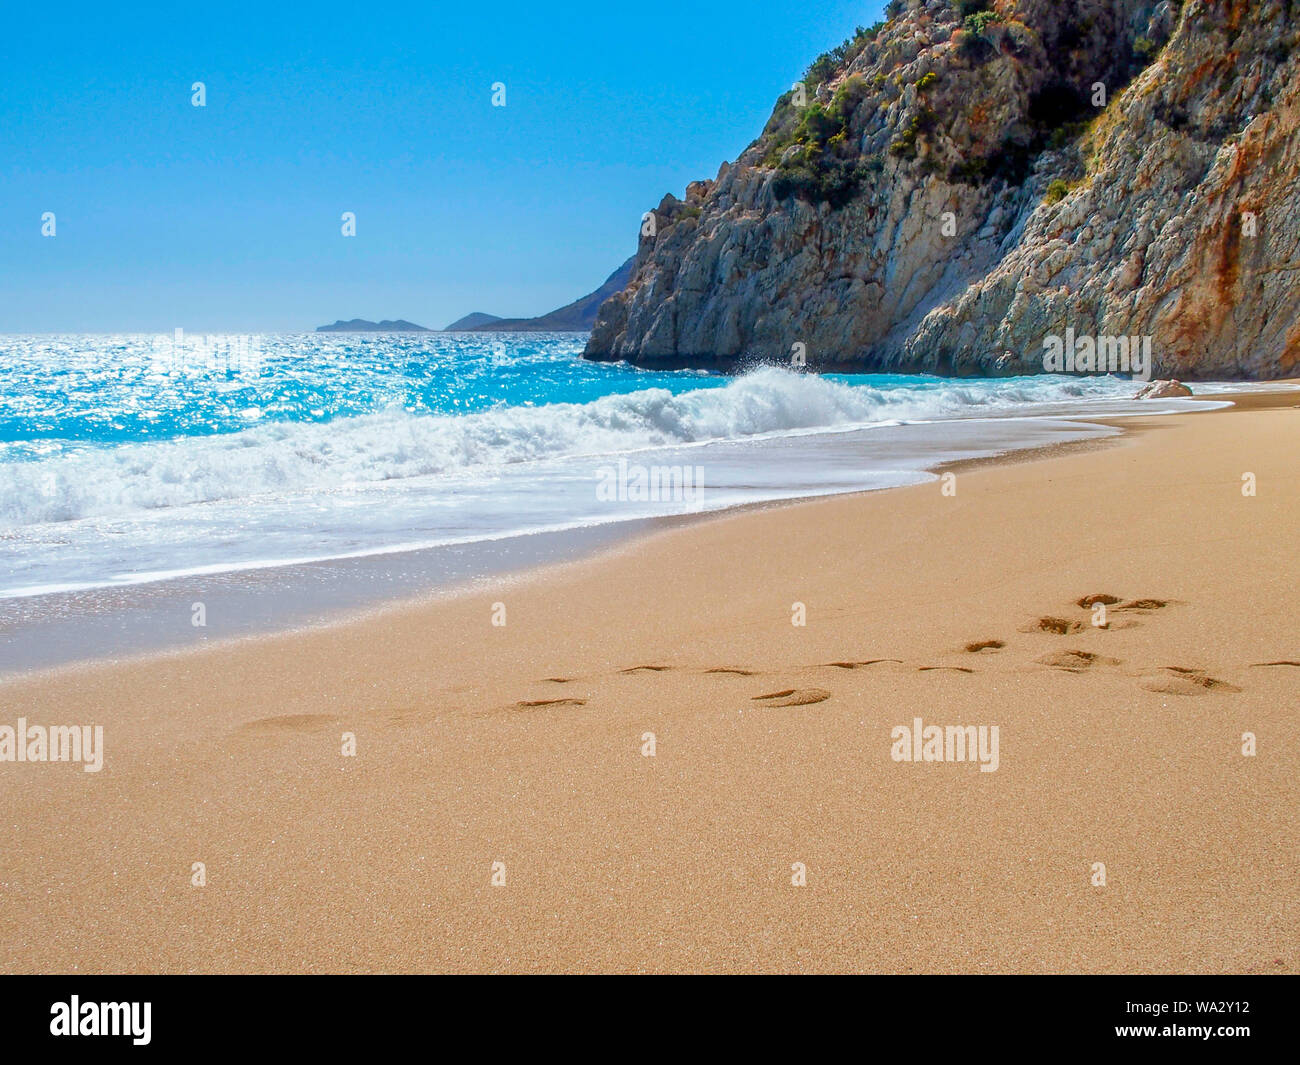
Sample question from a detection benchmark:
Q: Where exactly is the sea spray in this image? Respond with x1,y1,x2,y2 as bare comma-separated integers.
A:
1,360,1150,529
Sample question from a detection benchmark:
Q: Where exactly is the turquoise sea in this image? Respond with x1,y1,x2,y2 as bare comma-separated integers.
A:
0,331,1224,601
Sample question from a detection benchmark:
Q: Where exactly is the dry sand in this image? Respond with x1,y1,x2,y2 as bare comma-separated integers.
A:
1,392,1297,973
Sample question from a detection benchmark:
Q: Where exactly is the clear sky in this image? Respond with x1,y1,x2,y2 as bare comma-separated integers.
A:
1,0,887,332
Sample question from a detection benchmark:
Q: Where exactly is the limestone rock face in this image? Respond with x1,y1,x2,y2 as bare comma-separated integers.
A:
585,0,1300,379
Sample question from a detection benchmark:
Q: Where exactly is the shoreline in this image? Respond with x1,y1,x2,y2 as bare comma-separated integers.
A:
3,391,1270,680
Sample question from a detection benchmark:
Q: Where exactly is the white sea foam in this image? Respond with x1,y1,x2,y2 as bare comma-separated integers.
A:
1,367,1150,528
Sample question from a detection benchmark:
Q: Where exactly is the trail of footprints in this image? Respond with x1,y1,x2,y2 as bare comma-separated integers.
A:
505,591,1281,713
893,592,1247,697
1013,594,1245,696
215,587,1295,747
229,590,1281,732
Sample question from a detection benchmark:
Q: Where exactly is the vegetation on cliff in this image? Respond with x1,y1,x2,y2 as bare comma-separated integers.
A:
587,0,1300,379
758,0,1170,204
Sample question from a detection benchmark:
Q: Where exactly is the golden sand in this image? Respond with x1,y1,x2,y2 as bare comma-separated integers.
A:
1,393,1297,973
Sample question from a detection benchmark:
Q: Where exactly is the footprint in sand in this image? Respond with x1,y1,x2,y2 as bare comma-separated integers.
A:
1115,598,1171,612
824,659,902,669
1251,660,1300,668
238,713,340,735
620,665,673,674
1074,594,1138,628
704,667,758,676
1076,594,1122,608
918,665,975,673
367,705,441,728
513,697,588,709
1138,667,1241,696
1036,650,1121,673
964,640,1005,654
751,688,831,707
1020,616,1083,635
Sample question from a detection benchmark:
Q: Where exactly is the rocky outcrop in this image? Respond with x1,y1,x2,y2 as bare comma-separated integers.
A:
585,0,1300,379
1135,378,1193,397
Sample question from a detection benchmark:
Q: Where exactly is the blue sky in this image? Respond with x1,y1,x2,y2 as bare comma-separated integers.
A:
1,0,887,331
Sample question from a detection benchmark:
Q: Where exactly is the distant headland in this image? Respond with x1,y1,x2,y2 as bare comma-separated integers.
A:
317,256,634,334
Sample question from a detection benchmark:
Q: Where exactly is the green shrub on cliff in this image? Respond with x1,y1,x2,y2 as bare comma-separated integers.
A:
805,54,839,91
768,74,876,207
888,106,936,158
772,157,878,208
797,103,842,146
1047,118,1090,150
803,22,886,92
954,29,989,61
1044,178,1071,204
763,70,869,160
1132,35,1164,64
963,10,1002,35
829,75,870,120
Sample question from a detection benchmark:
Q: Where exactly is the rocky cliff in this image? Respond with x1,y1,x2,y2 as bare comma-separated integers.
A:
585,0,1300,378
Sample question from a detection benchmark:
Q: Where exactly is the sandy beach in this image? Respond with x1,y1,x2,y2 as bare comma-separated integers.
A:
1,390,1297,974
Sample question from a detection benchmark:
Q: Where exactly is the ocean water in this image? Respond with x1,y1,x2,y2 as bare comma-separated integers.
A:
0,332,1226,602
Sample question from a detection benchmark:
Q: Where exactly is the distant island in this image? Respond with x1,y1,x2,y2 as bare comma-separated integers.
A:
316,256,634,334
315,319,432,333
446,257,634,332
443,312,503,331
